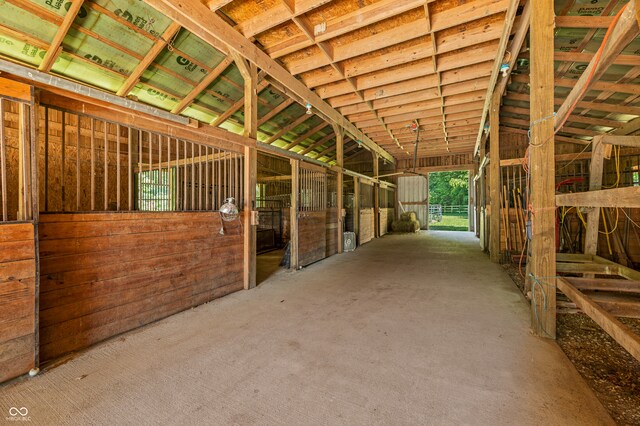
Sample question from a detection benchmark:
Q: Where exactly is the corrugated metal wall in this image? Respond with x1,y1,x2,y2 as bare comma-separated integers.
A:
397,176,428,229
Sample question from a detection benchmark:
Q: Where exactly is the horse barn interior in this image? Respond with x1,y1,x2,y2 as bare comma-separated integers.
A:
0,0,639,423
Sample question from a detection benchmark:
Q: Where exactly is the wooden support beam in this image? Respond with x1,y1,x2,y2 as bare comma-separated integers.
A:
236,52,259,290
594,255,640,281
557,278,640,362
373,153,380,238
473,0,521,155
117,22,181,97
565,277,640,293
335,124,344,254
211,77,268,127
353,176,360,241
244,145,257,290
172,57,233,114
511,74,640,97
143,0,394,163
290,159,299,269
528,0,556,338
555,15,615,28
593,135,640,147
489,91,501,263
39,0,85,72
584,139,606,256
555,1,640,131
498,149,640,166
17,103,32,220
205,0,233,11
556,186,640,208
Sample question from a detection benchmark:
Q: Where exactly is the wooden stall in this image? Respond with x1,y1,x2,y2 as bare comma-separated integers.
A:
38,212,242,361
359,180,375,245
379,186,395,236
0,223,37,383
32,103,247,360
0,84,38,382
256,153,291,253
326,171,339,258
297,163,328,267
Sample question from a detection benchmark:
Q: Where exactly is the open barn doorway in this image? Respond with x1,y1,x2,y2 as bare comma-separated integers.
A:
256,153,292,285
428,171,470,231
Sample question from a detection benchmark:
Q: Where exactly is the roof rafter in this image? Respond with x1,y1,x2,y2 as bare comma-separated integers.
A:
144,0,394,163
300,132,336,156
211,76,269,126
555,1,640,131
172,56,234,114
38,0,85,72
117,22,181,97
265,0,426,59
266,114,314,145
283,122,331,151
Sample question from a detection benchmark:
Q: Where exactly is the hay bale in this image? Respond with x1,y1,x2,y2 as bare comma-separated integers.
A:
391,219,421,233
400,211,417,221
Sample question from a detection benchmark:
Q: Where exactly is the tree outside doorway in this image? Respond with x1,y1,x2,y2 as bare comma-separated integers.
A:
428,171,469,231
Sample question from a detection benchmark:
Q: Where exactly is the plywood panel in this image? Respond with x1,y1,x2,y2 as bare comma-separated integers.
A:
38,212,243,361
0,222,36,383
360,208,374,245
379,208,394,236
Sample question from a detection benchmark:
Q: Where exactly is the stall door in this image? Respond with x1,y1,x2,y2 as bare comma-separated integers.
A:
298,166,327,266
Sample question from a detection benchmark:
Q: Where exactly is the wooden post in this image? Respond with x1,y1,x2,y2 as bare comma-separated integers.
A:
528,0,556,338
334,125,344,254
236,54,258,290
17,103,32,220
479,145,487,249
468,172,474,233
29,89,39,222
489,91,501,262
243,146,256,289
474,161,480,237
584,139,605,256
290,159,299,269
424,173,429,230
373,153,380,238
353,176,360,243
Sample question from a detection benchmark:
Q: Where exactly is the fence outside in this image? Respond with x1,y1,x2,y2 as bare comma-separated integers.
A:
430,204,469,223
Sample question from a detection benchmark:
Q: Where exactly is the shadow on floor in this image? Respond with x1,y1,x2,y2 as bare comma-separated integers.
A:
256,248,285,285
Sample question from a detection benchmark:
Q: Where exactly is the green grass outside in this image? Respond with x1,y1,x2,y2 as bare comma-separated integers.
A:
429,213,469,231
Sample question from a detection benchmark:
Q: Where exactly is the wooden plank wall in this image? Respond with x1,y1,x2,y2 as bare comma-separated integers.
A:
326,207,338,257
0,223,36,382
298,210,327,267
38,212,243,361
359,208,374,245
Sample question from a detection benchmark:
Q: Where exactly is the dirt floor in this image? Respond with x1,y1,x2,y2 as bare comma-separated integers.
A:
503,263,640,425
256,248,285,285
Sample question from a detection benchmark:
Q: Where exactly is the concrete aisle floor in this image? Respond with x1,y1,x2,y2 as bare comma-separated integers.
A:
0,232,613,425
